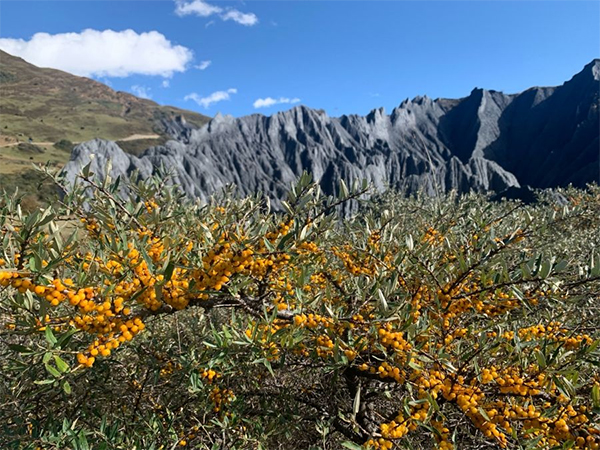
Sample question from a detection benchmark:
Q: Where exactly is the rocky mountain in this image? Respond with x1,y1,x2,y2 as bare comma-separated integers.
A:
62,60,600,204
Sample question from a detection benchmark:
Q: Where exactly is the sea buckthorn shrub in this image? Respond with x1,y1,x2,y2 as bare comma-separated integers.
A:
0,171,599,450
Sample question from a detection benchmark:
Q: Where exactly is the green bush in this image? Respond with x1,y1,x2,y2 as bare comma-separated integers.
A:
53,139,74,153
0,171,599,449
16,142,45,154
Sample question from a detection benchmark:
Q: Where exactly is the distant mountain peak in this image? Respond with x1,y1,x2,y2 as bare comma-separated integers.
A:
62,60,599,205
366,107,386,122
586,58,600,80
562,58,600,86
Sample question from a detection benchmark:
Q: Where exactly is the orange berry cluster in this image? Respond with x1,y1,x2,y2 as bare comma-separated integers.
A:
0,265,149,368
200,368,220,382
364,361,404,383
367,231,382,250
432,420,453,450
422,227,444,246
515,322,595,350
80,217,101,236
159,360,182,378
293,313,332,329
208,386,234,413
296,241,320,255
245,321,284,360
378,324,411,354
303,272,330,294
144,200,158,213
0,271,35,291
373,414,409,447
332,245,378,277
315,334,335,358
437,377,508,446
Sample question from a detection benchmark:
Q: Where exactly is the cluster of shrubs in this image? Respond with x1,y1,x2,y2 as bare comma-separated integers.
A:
0,171,599,449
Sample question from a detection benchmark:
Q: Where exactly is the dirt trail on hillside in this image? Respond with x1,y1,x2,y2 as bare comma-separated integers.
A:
117,134,161,141
0,134,161,148
0,140,55,148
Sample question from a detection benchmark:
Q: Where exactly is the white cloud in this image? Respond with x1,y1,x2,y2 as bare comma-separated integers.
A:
185,88,237,109
0,29,193,78
195,60,212,70
221,10,258,26
253,97,301,109
131,85,152,99
174,0,258,26
174,0,222,17
162,79,170,88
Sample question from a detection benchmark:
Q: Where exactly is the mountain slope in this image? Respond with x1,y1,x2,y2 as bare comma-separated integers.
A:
0,50,210,207
62,59,599,204
0,50,209,144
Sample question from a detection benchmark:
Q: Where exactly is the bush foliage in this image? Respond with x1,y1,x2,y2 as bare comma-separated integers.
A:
53,140,75,153
1,171,599,450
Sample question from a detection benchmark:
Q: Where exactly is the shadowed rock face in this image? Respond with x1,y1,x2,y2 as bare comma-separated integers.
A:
62,60,599,203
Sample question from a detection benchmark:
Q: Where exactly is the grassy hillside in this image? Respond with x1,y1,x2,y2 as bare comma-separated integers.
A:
0,49,210,204
0,50,209,143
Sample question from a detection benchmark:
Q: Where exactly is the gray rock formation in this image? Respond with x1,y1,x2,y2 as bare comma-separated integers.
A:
62,60,599,204
154,114,196,143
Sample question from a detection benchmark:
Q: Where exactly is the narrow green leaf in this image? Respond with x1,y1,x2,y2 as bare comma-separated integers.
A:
539,260,552,279
554,259,568,273
534,350,547,369
352,385,361,417
339,179,349,198
341,442,364,450
406,235,414,251
45,363,61,378
592,383,600,409
478,407,491,422
377,289,388,311
54,355,69,373
163,261,175,283
45,326,57,346
8,344,32,354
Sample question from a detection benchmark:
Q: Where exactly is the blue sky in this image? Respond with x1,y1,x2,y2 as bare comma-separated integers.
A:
0,1,598,118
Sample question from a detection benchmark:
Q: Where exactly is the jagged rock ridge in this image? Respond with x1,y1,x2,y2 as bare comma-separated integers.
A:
62,60,600,203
